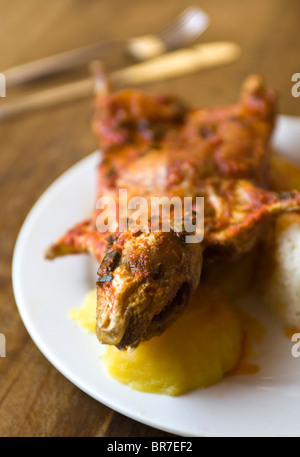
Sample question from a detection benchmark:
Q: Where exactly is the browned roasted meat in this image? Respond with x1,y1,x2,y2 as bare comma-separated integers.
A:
96,222,203,350
46,74,276,260
46,75,300,350
95,181,300,349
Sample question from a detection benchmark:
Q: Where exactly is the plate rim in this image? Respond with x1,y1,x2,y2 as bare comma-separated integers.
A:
11,114,300,437
11,150,187,437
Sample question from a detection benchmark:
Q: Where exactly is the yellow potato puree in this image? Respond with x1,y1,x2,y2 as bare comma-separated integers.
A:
70,284,244,396
69,289,97,333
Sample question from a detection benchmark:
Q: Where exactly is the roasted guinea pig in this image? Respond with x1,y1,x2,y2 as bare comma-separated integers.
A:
46,74,300,349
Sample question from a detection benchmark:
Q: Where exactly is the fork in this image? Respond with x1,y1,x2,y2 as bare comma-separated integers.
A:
126,6,210,61
3,6,209,88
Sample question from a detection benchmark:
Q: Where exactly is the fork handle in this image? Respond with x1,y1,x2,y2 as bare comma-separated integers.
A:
3,35,166,88
2,40,116,88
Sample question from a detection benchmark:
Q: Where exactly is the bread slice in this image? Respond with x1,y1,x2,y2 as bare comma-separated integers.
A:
258,212,300,329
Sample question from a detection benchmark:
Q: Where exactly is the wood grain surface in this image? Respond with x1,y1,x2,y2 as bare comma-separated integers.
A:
0,0,300,437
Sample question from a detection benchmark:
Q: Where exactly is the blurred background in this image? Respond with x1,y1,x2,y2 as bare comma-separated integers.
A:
1,0,300,437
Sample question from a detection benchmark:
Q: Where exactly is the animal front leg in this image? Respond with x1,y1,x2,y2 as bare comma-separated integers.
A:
45,218,109,264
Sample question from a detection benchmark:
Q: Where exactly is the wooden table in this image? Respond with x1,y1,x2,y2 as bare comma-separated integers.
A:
0,0,299,437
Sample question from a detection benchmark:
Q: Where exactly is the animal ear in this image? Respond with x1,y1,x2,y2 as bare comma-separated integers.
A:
239,74,276,120
90,60,111,96
240,74,265,97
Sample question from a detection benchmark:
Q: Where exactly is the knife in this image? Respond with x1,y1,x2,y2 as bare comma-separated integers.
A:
0,42,241,121
3,7,210,88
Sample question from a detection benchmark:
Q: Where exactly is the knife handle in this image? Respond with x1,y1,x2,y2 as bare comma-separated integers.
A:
112,42,241,86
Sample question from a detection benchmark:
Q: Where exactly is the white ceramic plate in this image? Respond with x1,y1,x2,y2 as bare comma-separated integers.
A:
12,115,300,437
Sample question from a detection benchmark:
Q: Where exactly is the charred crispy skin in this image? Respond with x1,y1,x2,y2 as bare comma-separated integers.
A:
94,181,300,349
92,74,276,200
45,218,106,263
46,74,300,349
96,224,203,349
46,74,275,260
202,180,300,257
